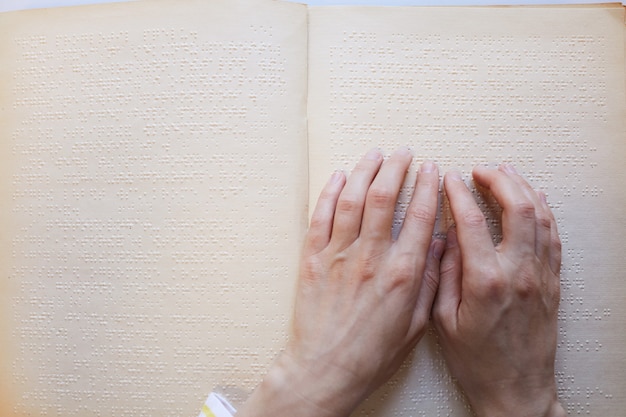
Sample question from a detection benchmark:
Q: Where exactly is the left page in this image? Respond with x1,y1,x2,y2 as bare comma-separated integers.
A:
0,1,308,416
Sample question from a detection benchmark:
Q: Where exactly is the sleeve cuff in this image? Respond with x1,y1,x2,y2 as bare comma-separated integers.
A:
198,392,237,417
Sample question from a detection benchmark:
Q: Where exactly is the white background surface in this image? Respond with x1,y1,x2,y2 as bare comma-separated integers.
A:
0,0,623,13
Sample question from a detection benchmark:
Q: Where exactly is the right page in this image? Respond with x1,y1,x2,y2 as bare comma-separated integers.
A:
308,5,626,416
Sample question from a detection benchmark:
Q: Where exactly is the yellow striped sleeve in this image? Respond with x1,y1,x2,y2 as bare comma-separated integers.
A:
198,392,236,417
200,404,216,417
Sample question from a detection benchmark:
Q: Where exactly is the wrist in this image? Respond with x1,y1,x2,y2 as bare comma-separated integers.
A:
236,351,363,417
468,380,566,417
478,400,566,417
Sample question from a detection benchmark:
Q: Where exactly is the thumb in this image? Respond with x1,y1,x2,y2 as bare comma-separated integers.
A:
410,239,444,338
433,227,462,330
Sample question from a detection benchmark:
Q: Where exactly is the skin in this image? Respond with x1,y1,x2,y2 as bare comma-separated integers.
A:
235,149,565,417
433,165,565,417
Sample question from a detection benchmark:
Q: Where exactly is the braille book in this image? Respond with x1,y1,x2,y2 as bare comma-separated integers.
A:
0,1,624,416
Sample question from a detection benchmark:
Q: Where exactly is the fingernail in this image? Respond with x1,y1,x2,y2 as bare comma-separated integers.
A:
395,146,413,156
330,170,344,184
447,171,462,181
421,160,436,173
432,239,445,260
365,148,382,160
503,163,517,175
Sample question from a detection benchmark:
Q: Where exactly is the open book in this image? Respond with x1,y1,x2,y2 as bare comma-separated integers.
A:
1,1,624,415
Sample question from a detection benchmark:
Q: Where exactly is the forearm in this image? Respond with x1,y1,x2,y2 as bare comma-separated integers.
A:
235,352,362,417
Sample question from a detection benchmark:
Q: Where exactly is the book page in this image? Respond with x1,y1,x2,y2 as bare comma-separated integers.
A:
308,6,626,416
0,0,308,416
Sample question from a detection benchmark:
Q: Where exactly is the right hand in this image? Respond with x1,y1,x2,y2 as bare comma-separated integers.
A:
432,165,566,417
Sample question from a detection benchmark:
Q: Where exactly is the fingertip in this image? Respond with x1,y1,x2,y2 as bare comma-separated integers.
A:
394,146,414,167
364,147,383,161
412,161,439,191
445,170,463,182
471,164,499,185
497,163,517,176
432,238,445,261
329,170,346,186
322,170,346,198
421,160,437,174
443,171,465,195
306,170,346,253
536,190,548,204
472,164,489,176
394,145,414,157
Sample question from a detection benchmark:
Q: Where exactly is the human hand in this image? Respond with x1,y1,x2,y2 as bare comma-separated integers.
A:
432,165,565,417
236,148,443,417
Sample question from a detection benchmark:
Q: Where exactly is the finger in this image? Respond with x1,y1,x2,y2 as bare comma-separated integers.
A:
541,192,562,275
443,171,495,269
304,170,346,256
410,238,444,338
432,227,461,329
499,164,550,260
360,148,414,243
532,190,552,263
330,148,383,249
472,166,536,258
396,160,439,256
537,191,561,301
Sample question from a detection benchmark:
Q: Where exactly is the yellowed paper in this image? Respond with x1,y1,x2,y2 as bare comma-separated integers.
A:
0,1,308,415
1,1,626,416
308,5,626,416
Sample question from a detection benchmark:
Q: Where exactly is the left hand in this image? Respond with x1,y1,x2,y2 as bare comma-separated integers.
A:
236,148,443,417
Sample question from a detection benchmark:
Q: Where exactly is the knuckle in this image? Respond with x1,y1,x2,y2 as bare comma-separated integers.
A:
367,187,396,209
357,254,380,281
416,175,439,194
308,213,329,232
388,258,415,286
407,203,434,225
300,255,325,283
536,215,551,231
375,252,415,290
439,259,457,278
318,188,337,203
513,274,540,299
503,262,542,299
551,235,562,253
304,234,324,254
460,210,487,228
483,278,508,300
474,268,508,300
421,267,439,295
511,201,536,220
336,195,362,214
